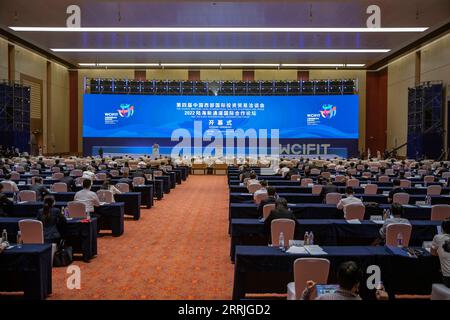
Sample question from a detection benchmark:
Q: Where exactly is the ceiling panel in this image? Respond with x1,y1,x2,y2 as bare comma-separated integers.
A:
0,0,449,67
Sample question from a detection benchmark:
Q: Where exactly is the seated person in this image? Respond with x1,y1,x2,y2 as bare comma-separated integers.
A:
74,179,100,213
30,176,50,201
336,187,363,210
37,196,66,243
118,171,133,188
257,187,278,218
285,166,300,180
253,180,268,199
100,180,122,202
431,218,450,288
264,197,297,242
246,172,259,187
60,173,76,192
378,203,410,241
320,178,339,198
0,183,13,216
82,168,96,181
278,164,290,178
388,179,406,203
2,173,19,192
301,261,388,300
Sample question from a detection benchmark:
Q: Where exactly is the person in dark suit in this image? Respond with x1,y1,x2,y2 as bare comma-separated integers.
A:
60,173,76,192
53,159,65,171
118,171,133,188
264,197,297,243
30,177,50,201
0,184,13,216
257,186,278,218
320,179,339,199
37,196,66,243
388,179,406,203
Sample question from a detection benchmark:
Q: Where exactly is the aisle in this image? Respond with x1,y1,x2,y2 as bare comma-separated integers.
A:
50,175,233,299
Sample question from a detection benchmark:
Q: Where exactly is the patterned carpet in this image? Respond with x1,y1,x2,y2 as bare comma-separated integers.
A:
49,175,234,300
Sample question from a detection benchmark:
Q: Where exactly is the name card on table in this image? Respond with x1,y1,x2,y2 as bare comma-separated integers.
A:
370,215,384,223
346,219,362,224
18,181,25,185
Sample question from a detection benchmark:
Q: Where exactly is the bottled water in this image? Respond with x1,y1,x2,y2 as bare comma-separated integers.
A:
397,233,403,247
304,231,310,245
2,229,8,243
309,232,314,245
279,232,285,251
16,231,22,248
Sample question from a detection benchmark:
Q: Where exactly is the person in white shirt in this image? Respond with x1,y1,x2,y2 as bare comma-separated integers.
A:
2,173,19,192
246,173,259,187
431,219,450,288
74,179,100,213
82,169,96,181
279,164,290,178
253,180,268,200
336,187,363,210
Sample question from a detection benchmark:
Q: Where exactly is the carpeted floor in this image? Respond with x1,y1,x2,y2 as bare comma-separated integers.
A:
49,175,234,300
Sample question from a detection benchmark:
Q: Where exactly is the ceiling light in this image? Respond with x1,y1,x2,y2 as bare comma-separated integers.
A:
53,48,390,53
79,62,366,68
10,27,429,33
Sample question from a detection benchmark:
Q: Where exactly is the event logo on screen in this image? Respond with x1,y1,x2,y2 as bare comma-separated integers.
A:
104,103,135,125
117,104,135,118
320,104,337,119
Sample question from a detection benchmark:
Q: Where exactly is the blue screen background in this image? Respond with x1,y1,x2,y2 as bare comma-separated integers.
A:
83,94,359,139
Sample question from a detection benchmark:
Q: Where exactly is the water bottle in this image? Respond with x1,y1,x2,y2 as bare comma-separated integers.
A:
2,229,8,243
397,233,404,247
304,231,310,245
16,231,22,248
382,209,387,221
86,211,91,220
279,232,285,251
309,232,314,245
27,178,31,185
13,192,17,203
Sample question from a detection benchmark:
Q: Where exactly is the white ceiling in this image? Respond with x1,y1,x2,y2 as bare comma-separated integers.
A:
0,0,449,68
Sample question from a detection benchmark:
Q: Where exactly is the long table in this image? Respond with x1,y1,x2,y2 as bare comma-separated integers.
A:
232,245,441,300
229,192,450,205
3,202,125,237
0,217,98,261
5,191,142,220
10,182,156,208
229,185,450,195
229,203,437,222
0,244,52,299
229,219,440,260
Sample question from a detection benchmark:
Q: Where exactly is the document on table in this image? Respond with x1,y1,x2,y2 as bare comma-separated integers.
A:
346,219,362,224
286,246,309,255
304,245,328,255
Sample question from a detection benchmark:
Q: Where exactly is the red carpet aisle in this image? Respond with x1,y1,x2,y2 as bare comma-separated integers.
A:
49,176,233,299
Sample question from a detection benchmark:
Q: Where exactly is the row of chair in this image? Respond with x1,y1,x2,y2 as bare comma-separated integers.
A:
290,175,443,187
260,202,450,221
1,187,124,204
284,256,450,300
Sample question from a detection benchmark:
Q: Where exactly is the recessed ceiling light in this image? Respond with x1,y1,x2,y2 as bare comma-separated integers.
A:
80,63,161,67
79,62,366,68
54,48,390,53
10,27,429,33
